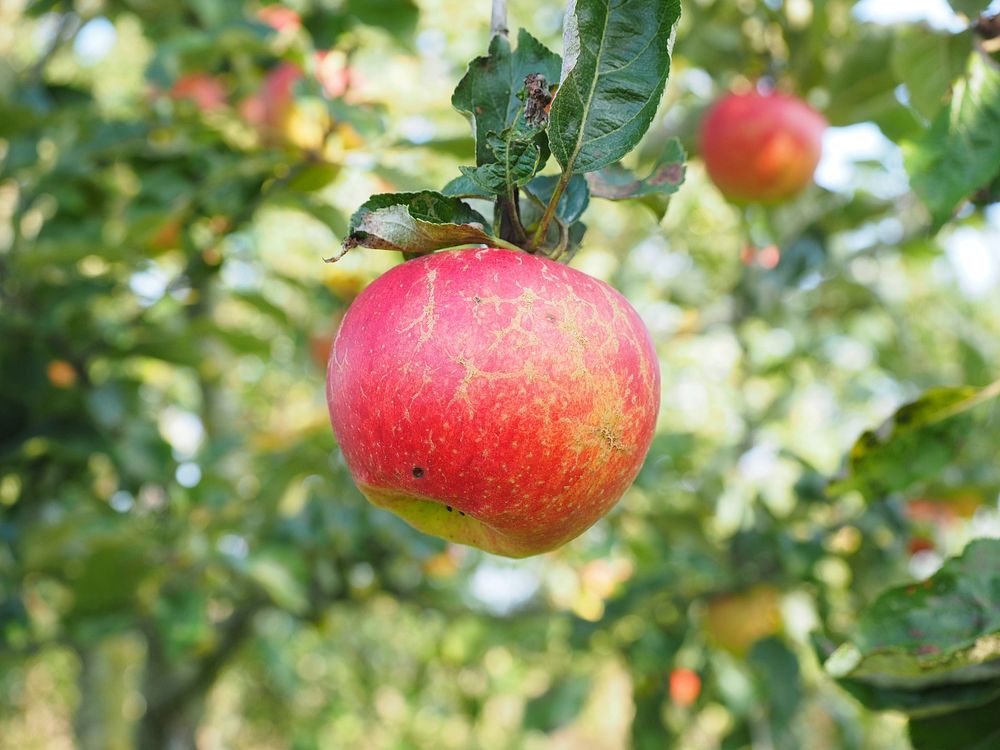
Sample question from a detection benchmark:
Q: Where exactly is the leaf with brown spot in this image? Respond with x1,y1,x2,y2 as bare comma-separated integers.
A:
332,191,494,260
824,538,1000,718
585,138,687,200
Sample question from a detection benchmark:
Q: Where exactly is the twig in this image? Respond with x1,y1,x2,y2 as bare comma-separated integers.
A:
28,9,80,85
491,0,508,39
531,170,570,249
929,377,1000,425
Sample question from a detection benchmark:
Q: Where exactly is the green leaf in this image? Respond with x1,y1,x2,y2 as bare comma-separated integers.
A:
748,638,802,723
892,26,973,122
525,174,590,225
973,169,1000,205
833,676,1000,719
441,174,492,199
548,0,681,174
909,693,1000,750
829,382,1000,499
523,675,591,732
246,550,309,615
459,127,542,196
904,54,1000,228
826,29,923,141
946,0,990,18
275,195,348,238
346,0,419,45
287,163,342,192
585,137,686,200
452,29,561,166
336,192,494,259
825,539,1000,717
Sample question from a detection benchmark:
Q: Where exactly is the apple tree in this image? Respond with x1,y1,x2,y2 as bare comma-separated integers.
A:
1,0,1000,749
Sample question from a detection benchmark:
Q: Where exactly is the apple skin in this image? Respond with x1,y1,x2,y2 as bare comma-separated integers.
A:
700,91,826,204
326,248,660,558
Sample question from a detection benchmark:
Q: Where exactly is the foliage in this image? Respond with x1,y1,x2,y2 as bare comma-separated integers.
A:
824,538,1000,717
1,0,1000,749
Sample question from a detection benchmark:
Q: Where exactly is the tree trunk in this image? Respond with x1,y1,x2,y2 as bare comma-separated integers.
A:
74,638,137,750
135,703,203,750
134,603,260,750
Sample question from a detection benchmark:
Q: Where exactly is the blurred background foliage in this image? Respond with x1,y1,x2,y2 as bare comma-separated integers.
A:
1,0,1000,748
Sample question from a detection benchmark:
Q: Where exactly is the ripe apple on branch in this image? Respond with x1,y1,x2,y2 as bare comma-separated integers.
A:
325,0,689,557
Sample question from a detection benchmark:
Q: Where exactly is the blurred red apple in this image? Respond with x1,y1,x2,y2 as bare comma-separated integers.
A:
326,248,660,557
168,73,227,111
669,668,701,707
238,93,269,128
907,494,983,525
700,90,826,204
257,54,349,124
47,360,77,388
257,5,301,33
240,55,353,149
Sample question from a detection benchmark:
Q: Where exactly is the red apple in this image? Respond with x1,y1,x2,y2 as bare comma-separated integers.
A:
258,54,349,124
669,668,701,707
700,90,826,204
238,93,269,128
257,5,301,33
259,62,303,128
326,248,660,558
243,55,348,147
168,73,227,111
47,360,77,388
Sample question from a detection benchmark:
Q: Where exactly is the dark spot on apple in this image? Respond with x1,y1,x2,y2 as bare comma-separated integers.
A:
412,466,425,478
473,295,482,303
546,314,556,322
446,505,453,512
459,511,466,517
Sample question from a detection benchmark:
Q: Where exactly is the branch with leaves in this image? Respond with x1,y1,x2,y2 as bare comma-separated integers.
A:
330,0,687,265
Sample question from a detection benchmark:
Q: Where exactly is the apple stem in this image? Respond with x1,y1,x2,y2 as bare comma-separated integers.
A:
531,170,571,251
489,236,527,253
490,0,508,38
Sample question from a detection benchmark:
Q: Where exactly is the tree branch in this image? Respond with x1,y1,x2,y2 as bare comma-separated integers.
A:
491,0,508,39
29,9,80,85
144,597,266,721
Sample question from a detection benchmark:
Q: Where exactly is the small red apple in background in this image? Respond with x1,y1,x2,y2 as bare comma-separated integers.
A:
906,495,982,525
326,248,660,558
700,90,826,204
47,360,77,388
168,73,227,111
238,93,269,128
257,4,301,33
240,54,351,148
669,668,701,707
259,54,350,122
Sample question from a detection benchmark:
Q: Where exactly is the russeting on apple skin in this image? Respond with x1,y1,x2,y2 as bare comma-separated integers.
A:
700,90,826,204
326,248,660,558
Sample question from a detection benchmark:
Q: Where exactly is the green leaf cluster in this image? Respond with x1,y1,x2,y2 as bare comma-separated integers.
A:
339,0,687,263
